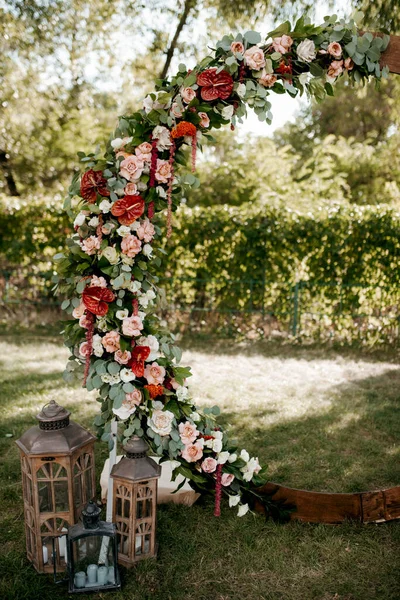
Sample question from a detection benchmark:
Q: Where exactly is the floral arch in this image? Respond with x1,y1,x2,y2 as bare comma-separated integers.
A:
56,13,396,520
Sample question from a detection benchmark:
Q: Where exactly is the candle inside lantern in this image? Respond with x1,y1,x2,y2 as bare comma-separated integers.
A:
75,572,86,589
59,528,68,558
108,566,115,584
97,565,108,585
87,564,98,584
42,545,48,564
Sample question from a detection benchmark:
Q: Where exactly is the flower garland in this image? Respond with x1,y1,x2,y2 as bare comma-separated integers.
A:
56,13,389,518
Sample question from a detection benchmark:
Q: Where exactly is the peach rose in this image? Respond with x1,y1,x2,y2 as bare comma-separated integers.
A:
201,457,217,473
244,45,265,70
101,330,120,353
259,71,277,88
124,182,139,195
181,441,203,463
221,473,235,486
121,233,142,257
114,349,131,365
113,389,142,420
79,341,91,357
136,219,155,243
135,142,152,162
327,60,344,79
171,102,183,118
327,42,342,58
155,159,173,183
72,302,86,319
181,87,196,103
90,275,107,288
116,151,130,160
144,362,166,385
122,315,143,337
119,155,144,182
198,111,210,128
125,389,142,406
344,57,354,71
272,34,293,54
230,41,245,55
81,235,100,256
178,421,198,445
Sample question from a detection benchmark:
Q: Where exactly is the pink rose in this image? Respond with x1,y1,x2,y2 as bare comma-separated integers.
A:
121,234,142,257
327,42,342,58
79,314,92,329
119,155,144,182
181,442,203,463
125,389,142,406
136,219,155,243
124,182,139,195
178,421,198,445
221,473,235,486
201,457,217,473
113,389,143,420
230,41,245,55
122,315,143,337
259,71,277,88
155,159,173,184
243,45,265,70
81,235,100,256
135,142,152,162
181,87,196,103
102,330,120,353
198,111,210,128
327,60,344,79
144,362,166,385
114,349,131,365
72,302,86,319
79,341,91,357
90,275,107,288
344,57,354,71
171,102,183,118
272,34,293,54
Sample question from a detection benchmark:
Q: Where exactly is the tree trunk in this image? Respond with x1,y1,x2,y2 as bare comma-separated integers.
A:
159,0,196,80
0,150,20,196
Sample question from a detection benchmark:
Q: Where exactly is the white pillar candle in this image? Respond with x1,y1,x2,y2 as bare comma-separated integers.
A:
87,564,98,584
75,572,86,589
97,566,108,585
58,532,67,558
107,566,115,584
42,545,48,564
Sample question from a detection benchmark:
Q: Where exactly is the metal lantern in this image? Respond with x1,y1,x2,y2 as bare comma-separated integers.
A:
67,501,120,593
111,436,161,566
16,400,96,574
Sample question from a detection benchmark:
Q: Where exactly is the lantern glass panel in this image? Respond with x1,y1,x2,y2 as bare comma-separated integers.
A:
71,535,116,589
39,481,52,512
54,481,69,512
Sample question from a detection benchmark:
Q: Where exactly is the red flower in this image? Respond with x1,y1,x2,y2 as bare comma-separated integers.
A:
171,121,197,139
111,195,145,226
276,60,292,75
130,345,151,377
196,68,234,102
144,384,164,399
80,169,110,203
82,286,115,316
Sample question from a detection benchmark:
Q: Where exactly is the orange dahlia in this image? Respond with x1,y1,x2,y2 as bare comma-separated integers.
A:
171,121,197,139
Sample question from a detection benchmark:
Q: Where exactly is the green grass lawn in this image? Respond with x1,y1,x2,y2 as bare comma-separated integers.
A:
0,333,399,600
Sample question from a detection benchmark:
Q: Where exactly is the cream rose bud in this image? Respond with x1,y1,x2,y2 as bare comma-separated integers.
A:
128,280,141,293
143,244,153,257
228,453,237,463
120,368,136,382
230,40,245,55
237,503,249,517
117,225,131,237
152,125,172,151
148,408,174,436
212,438,223,453
171,102,183,118
221,105,234,120
88,216,99,227
176,386,189,401
181,87,196,104
244,45,266,70
99,199,112,213
327,41,342,58
228,494,241,507
189,412,201,422
236,83,246,98
221,473,235,486
198,112,210,128
296,39,316,62
74,212,86,227
156,185,167,198
240,449,250,462
181,441,204,463
217,451,230,465
178,421,198,445
102,246,119,265
201,457,217,473
272,34,293,54
116,309,129,320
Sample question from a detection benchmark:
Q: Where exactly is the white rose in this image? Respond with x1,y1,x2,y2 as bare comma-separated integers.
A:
112,404,136,420
102,246,119,265
146,290,156,300
137,335,159,361
156,186,167,199
92,334,104,357
116,309,129,320
88,216,99,227
99,199,112,214
228,453,237,463
221,105,234,120
229,494,241,507
190,412,201,422
143,92,171,114
240,449,250,462
143,243,153,257
212,438,223,453
204,438,213,449
96,318,109,332
213,430,223,440
120,368,136,383
137,181,147,191
128,280,141,293
296,39,316,63
236,83,246,98
138,294,150,308
74,212,86,227
176,386,189,401
121,255,134,266
111,136,132,149
152,125,172,151
117,225,131,237
148,409,174,436
217,451,230,465
237,503,249,517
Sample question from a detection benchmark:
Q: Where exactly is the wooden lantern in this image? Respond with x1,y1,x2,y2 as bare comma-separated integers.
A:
110,436,161,566
16,400,96,574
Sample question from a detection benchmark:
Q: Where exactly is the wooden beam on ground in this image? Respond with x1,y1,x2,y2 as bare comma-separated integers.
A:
256,482,400,524
380,34,400,75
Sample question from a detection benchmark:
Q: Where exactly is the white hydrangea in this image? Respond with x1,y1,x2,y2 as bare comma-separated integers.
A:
92,334,104,357
116,309,129,320
120,368,136,383
176,385,189,402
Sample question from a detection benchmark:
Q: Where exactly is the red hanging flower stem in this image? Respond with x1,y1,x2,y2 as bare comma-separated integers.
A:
167,140,176,238
214,463,223,517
